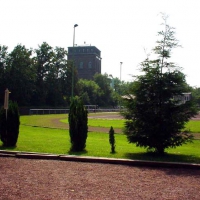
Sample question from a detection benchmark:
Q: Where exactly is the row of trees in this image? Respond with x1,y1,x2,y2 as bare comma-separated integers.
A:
0,43,72,107
0,43,132,108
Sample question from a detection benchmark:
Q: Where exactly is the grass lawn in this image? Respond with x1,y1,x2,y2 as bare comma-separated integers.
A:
60,118,125,128
1,113,200,164
185,121,200,133
21,114,200,132
0,124,200,164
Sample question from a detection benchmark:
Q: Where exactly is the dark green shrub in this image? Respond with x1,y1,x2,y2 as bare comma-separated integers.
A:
0,101,20,147
68,96,88,151
109,126,115,153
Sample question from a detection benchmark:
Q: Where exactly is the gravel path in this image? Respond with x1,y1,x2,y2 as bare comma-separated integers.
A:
0,157,200,200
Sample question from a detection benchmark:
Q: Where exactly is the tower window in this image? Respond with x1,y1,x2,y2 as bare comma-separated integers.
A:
88,62,92,68
79,61,84,69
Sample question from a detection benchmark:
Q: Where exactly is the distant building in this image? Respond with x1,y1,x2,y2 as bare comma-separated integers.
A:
173,93,192,104
68,45,101,80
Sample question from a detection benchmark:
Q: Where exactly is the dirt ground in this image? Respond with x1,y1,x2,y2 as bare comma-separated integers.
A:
0,157,200,200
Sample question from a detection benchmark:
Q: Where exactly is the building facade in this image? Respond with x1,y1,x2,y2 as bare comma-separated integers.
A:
68,46,101,80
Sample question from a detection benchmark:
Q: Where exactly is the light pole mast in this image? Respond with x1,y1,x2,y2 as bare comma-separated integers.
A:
119,62,123,109
72,24,78,98
120,62,123,82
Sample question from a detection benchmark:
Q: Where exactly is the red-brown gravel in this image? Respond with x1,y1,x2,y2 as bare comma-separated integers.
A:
0,157,200,200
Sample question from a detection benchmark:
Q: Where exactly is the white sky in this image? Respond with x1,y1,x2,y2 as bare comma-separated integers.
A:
1,0,200,87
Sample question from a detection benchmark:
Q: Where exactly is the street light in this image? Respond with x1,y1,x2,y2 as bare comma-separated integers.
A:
120,62,123,82
72,24,78,98
119,62,123,110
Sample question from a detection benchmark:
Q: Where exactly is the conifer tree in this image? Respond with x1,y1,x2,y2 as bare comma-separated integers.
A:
0,101,20,147
68,96,88,151
109,126,115,153
123,14,197,154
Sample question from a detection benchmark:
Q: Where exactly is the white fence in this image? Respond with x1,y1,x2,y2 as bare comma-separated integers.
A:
29,108,122,115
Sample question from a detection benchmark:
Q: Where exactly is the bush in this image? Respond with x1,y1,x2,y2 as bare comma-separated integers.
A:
109,126,115,153
68,96,88,151
0,101,20,147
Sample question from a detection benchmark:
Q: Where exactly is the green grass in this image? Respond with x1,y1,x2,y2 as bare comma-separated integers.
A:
1,124,200,164
21,114,200,132
20,114,67,127
185,121,200,133
60,118,125,128
1,113,200,164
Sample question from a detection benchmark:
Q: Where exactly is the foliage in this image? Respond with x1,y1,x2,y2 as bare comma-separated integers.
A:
4,44,35,106
0,43,145,108
123,14,198,154
0,42,81,107
0,46,9,103
93,73,115,106
109,126,115,153
77,79,101,105
190,86,200,109
0,101,20,147
68,96,88,151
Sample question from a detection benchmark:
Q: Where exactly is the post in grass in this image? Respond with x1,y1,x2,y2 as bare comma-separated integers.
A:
4,88,10,120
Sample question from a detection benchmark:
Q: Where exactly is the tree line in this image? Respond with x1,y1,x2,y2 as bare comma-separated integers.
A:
0,42,132,108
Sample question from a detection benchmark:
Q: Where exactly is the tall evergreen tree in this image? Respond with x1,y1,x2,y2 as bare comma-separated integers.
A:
0,101,20,147
68,96,88,151
123,14,197,154
109,126,115,153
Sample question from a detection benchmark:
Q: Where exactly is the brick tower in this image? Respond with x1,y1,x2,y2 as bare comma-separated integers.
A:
68,46,101,80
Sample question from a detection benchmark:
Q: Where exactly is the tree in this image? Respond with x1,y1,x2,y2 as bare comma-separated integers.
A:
93,73,113,106
0,101,20,147
54,47,69,106
123,14,197,154
45,46,68,107
68,96,88,151
77,79,101,105
190,86,200,109
5,44,35,106
109,126,115,153
65,60,79,105
32,42,55,106
0,45,9,103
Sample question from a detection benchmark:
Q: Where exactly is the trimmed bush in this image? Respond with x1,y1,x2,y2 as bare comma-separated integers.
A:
109,126,115,153
0,101,20,147
68,96,88,151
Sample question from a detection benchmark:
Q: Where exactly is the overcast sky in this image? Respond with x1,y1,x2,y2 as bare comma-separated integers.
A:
1,0,200,87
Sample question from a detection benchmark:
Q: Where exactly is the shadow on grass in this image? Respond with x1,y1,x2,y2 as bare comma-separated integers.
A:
124,152,200,164
68,149,88,156
0,145,16,150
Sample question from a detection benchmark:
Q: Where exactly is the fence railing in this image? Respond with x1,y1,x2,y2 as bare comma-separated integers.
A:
29,108,122,115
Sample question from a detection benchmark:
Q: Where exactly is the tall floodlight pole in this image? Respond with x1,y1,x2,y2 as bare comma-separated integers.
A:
120,62,123,82
119,62,123,109
72,24,78,98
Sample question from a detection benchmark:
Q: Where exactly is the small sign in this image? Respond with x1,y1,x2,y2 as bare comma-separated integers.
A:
4,88,10,110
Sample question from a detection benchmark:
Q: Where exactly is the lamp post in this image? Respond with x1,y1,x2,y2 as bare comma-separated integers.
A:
119,62,123,109
120,62,123,82
72,24,78,98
